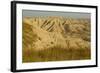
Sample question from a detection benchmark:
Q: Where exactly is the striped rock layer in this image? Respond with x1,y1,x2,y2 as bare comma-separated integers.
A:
23,16,90,51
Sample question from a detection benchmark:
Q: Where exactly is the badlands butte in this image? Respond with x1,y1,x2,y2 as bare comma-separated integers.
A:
22,16,91,62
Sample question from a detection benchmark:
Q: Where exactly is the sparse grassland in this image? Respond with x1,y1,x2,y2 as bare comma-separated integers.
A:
23,47,90,62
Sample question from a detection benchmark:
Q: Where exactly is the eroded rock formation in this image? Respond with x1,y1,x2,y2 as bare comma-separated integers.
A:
23,16,90,51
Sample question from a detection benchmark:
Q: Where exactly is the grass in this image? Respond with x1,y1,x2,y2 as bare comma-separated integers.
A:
22,47,91,63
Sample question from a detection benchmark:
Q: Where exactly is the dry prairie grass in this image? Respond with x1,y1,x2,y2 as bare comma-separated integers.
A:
23,47,90,62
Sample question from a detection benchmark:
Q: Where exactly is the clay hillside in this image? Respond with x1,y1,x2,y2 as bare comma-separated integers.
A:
22,16,91,62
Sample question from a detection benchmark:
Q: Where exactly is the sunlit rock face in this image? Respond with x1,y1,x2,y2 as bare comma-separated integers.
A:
23,16,90,51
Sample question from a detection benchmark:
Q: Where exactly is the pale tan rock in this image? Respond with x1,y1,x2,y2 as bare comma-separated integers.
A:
22,17,90,51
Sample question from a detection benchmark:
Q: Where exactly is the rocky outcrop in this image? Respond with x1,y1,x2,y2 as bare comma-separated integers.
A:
23,16,90,51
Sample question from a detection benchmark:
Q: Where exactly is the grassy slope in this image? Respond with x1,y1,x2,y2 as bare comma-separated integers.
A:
23,47,90,63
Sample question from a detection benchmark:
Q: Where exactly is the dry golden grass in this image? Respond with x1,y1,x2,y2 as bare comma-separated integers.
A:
23,47,90,62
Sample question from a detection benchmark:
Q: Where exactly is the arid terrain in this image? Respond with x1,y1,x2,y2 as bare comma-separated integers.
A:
22,16,91,63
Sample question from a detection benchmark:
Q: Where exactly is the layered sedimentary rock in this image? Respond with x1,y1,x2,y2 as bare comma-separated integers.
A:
23,16,90,51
